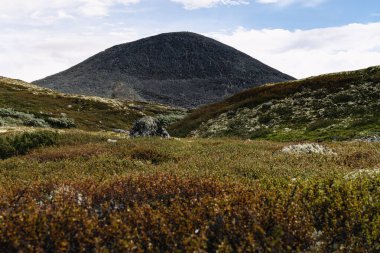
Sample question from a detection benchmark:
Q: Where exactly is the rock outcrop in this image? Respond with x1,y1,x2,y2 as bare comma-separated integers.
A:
281,143,336,155
130,116,170,138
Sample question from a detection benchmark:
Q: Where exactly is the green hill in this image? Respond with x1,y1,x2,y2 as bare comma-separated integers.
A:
170,66,380,141
0,77,184,132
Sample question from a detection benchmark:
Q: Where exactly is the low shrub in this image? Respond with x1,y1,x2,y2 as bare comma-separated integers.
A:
23,118,49,128
12,131,58,155
46,117,76,128
273,106,293,117
131,147,173,164
249,128,272,139
350,118,379,128
0,174,378,252
0,131,58,159
28,143,109,162
0,137,15,159
307,119,336,132
258,113,273,125
157,113,186,127
332,93,354,104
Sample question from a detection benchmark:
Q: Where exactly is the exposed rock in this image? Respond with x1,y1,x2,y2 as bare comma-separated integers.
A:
281,143,336,155
34,32,294,108
107,139,118,143
354,136,380,142
112,128,130,134
130,116,170,138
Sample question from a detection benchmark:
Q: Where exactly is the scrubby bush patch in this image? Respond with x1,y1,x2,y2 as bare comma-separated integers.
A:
0,134,379,251
0,131,58,159
46,117,76,128
0,174,378,252
0,107,76,129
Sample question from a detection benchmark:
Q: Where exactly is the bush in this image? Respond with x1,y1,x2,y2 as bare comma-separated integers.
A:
0,131,58,159
156,113,186,127
11,131,58,155
250,128,272,139
131,147,173,164
332,93,354,104
0,137,15,159
0,108,31,118
350,118,379,128
23,118,49,128
306,119,336,132
46,117,76,128
273,106,292,117
258,113,273,125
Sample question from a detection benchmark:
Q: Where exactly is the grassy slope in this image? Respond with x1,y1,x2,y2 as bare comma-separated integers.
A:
0,77,183,131
0,131,379,251
170,66,380,140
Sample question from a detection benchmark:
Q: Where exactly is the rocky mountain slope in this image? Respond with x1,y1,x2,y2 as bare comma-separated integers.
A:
0,76,183,132
34,32,294,108
170,66,380,141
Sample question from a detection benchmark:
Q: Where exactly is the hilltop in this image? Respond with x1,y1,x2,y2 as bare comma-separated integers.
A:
0,76,184,132
170,66,380,141
34,32,294,108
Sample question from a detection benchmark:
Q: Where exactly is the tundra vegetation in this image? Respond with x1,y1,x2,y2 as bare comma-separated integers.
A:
0,130,379,252
171,66,380,141
0,70,379,252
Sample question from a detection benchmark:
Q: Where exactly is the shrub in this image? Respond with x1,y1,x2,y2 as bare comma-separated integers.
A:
332,93,354,104
23,118,49,128
46,117,76,128
6,131,58,157
0,137,15,159
0,108,31,118
156,113,186,127
273,106,292,117
350,118,379,128
131,147,173,164
306,119,336,132
258,113,273,125
250,128,272,139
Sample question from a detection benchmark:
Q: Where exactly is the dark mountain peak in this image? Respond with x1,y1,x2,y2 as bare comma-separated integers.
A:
34,32,295,108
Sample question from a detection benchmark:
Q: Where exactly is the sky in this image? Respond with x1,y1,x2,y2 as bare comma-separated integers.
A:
1,0,380,81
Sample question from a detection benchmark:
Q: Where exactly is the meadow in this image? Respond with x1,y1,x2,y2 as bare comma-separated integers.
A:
0,130,379,252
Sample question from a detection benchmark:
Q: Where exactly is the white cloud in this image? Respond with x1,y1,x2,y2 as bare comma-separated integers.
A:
171,0,249,10
209,23,380,78
256,0,326,7
0,26,141,81
0,0,140,19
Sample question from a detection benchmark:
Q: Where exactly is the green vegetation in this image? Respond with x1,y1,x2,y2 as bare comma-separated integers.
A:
0,107,75,129
0,131,57,159
0,131,378,251
0,77,184,131
170,66,380,141
1,67,380,251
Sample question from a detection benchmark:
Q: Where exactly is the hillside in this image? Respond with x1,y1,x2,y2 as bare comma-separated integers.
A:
170,66,380,141
0,76,184,132
34,32,294,108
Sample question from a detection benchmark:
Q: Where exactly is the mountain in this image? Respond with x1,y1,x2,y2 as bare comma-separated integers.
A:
34,32,294,108
0,76,183,132
169,66,380,141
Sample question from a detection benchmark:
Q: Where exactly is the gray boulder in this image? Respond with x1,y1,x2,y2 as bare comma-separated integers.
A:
130,116,170,138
